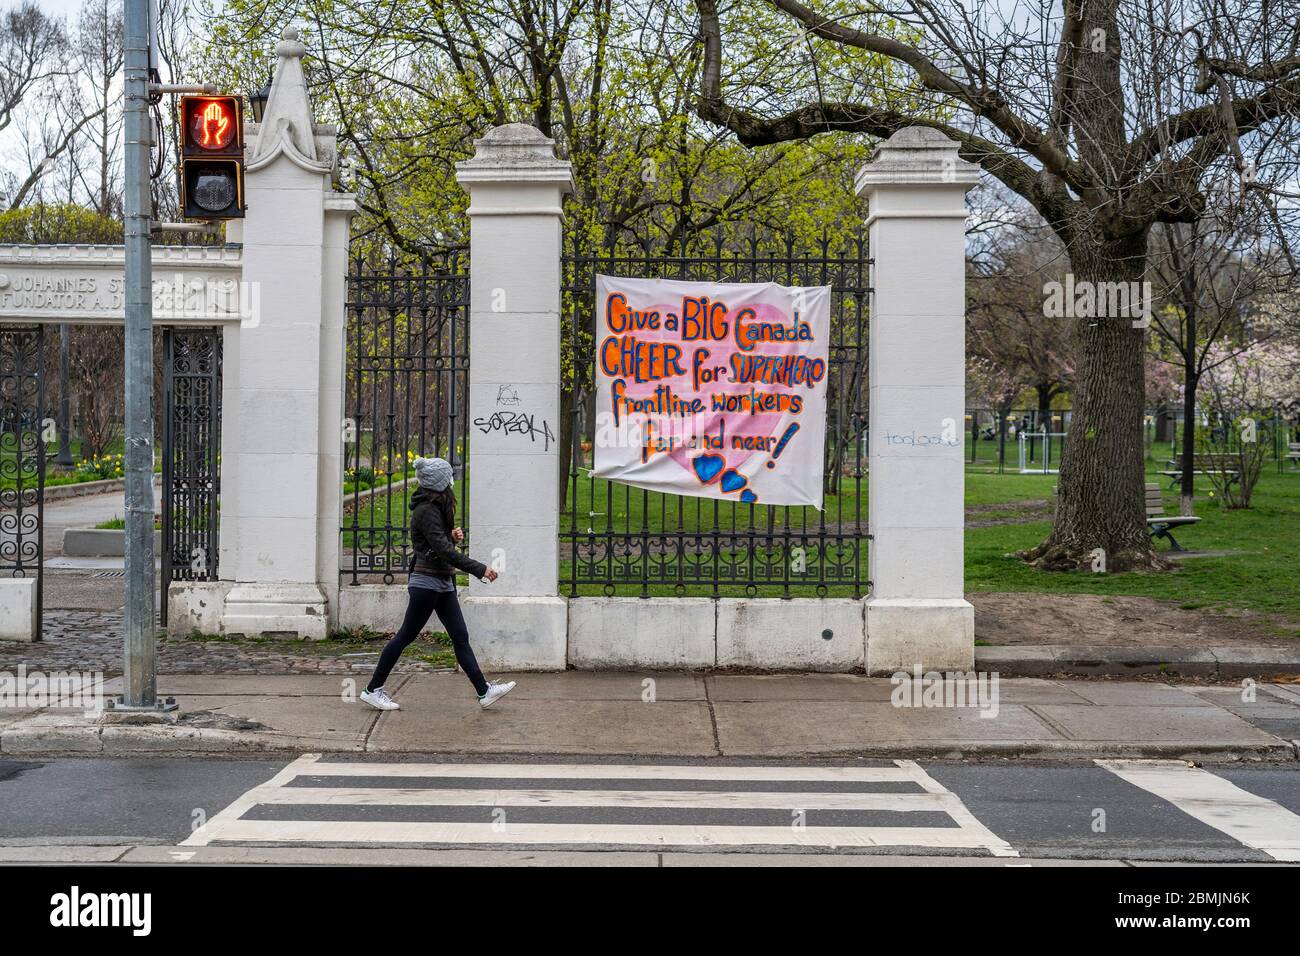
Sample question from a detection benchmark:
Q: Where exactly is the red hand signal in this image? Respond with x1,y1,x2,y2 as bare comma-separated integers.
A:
200,101,231,148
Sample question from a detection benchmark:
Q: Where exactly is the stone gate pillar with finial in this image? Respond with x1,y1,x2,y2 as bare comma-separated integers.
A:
168,27,356,638
856,127,980,673
454,124,573,669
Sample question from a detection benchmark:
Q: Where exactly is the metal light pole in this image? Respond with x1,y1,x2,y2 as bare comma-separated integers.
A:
115,0,168,712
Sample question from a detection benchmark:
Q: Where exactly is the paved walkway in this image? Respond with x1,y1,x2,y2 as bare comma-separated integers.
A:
3,671,1298,760
0,482,159,558
7,597,1300,682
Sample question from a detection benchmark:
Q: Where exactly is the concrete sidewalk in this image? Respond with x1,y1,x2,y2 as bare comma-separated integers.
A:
3,671,1298,761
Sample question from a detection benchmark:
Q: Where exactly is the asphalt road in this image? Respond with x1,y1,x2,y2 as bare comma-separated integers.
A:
1,755,1298,864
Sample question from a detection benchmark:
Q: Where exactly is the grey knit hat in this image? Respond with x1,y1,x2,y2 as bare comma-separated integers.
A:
414,456,454,492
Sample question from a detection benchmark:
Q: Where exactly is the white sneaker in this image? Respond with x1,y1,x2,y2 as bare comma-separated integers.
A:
361,687,400,711
478,680,516,709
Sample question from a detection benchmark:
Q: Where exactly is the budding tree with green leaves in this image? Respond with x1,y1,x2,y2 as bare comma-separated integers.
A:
191,0,928,492
192,0,919,259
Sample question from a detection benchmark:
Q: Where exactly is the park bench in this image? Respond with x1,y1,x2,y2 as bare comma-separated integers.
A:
1288,442,1300,470
1159,453,1239,489
1146,482,1200,551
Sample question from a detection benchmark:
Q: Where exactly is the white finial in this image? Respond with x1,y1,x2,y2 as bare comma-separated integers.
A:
276,26,306,58
249,24,328,172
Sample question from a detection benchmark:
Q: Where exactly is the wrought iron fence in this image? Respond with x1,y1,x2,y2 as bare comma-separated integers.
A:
0,326,45,637
161,327,222,620
342,255,470,584
561,228,871,598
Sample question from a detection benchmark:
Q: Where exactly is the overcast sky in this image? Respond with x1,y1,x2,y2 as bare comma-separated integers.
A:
33,0,85,19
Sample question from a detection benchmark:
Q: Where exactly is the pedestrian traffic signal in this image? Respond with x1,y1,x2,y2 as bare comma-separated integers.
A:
179,95,245,220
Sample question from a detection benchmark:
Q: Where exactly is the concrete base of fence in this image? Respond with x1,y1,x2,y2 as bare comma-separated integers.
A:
171,580,333,642
337,588,870,670
336,586,567,670
197,585,971,673
568,598,717,669
167,581,230,637
462,595,568,671
335,584,410,636
567,597,866,671
716,598,865,671
170,581,331,642
864,597,975,675
0,578,38,642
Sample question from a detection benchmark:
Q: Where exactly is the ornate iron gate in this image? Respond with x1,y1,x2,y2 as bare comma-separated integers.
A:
561,229,871,598
0,326,45,637
161,326,222,623
342,255,471,584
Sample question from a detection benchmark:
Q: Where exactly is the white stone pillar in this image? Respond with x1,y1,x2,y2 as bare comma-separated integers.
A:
454,125,572,669
210,28,355,639
856,127,979,673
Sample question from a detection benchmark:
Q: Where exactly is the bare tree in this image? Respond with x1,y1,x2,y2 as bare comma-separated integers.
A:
694,0,1300,570
1,0,121,211
72,0,124,217
67,325,124,460
966,196,1075,431
0,1,65,136
1147,179,1296,514
7,79,108,209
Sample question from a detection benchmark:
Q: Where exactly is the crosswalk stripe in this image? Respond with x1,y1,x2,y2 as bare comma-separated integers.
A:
1097,759,1300,862
183,755,1019,856
287,761,923,782
255,787,960,811
183,820,1006,850
186,754,321,847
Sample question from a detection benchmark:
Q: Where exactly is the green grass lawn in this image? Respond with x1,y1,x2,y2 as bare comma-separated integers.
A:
556,447,1300,617
967,469,1300,627
0,437,163,490
963,442,1300,625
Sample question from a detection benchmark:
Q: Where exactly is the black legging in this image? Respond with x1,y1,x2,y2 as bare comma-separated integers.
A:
367,588,488,696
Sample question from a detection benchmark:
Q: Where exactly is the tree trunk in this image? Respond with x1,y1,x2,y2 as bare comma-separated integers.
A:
1021,233,1167,571
1035,382,1054,433
996,400,1012,474
1180,369,1198,515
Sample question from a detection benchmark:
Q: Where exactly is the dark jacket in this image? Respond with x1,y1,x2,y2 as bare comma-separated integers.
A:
409,487,488,579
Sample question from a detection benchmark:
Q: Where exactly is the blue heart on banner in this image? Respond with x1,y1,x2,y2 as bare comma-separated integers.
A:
740,490,758,503
720,469,747,493
693,454,725,484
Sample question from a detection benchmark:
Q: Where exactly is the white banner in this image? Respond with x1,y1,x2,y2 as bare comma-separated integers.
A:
593,275,830,507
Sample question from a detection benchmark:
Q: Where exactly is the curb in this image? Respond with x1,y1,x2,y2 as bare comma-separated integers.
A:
2,726,1295,763
976,644,1300,680
0,724,366,756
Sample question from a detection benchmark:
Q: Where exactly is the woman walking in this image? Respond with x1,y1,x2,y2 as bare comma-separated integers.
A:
360,457,516,711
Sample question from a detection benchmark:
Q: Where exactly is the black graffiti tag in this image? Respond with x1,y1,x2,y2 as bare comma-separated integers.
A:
474,410,555,450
